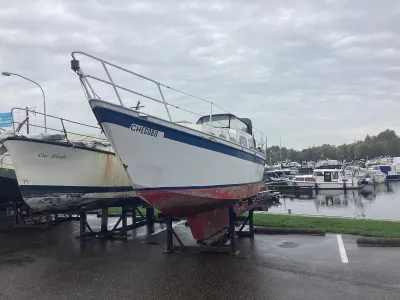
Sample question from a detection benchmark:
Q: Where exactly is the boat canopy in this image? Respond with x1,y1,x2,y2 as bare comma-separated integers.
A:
377,165,392,174
196,114,252,135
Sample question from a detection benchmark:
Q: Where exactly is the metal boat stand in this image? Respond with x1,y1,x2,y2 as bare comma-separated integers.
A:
12,201,78,228
76,205,156,240
163,197,261,255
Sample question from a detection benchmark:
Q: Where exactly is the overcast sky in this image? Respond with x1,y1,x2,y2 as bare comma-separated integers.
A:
1,0,399,149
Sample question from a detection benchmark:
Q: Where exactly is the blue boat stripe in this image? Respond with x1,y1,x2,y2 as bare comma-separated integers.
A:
92,106,265,165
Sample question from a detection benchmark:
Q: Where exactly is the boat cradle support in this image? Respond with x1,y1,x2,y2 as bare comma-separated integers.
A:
11,200,79,228
76,204,157,239
163,197,260,255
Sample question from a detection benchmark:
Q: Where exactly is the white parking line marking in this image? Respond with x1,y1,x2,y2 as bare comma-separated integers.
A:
336,234,348,263
150,220,186,235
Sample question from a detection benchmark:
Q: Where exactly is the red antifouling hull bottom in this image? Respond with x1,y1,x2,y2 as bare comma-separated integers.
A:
136,183,262,241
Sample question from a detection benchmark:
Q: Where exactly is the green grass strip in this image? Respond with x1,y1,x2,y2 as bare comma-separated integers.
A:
253,213,400,238
107,207,160,215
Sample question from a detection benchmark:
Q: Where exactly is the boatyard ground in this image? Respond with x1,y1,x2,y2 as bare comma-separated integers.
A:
1,216,400,300
254,213,400,238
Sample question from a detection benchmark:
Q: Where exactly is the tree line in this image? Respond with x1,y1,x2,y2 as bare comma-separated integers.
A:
266,129,400,163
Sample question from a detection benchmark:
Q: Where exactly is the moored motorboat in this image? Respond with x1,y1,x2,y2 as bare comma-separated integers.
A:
71,51,266,240
264,169,291,182
365,166,387,184
366,158,400,181
292,168,363,190
375,165,400,181
2,110,137,213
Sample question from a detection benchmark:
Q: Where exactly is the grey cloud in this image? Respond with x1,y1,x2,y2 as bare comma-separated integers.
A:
0,0,400,149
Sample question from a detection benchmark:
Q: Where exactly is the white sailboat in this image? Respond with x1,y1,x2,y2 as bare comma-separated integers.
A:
1,108,136,212
70,52,266,222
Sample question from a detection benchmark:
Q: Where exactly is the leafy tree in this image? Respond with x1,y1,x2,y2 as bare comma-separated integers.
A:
267,129,400,163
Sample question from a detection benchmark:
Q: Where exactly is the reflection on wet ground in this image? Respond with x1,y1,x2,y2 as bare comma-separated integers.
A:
268,181,400,220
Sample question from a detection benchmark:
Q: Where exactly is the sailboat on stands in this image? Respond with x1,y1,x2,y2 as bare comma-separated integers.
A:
70,51,266,241
1,108,137,213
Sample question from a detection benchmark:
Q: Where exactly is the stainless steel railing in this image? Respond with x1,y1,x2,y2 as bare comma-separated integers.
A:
70,51,267,155
10,107,105,142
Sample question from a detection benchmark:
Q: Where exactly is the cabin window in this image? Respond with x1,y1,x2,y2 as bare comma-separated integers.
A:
332,172,339,180
313,171,323,176
231,116,249,133
248,139,254,149
197,115,230,128
197,115,250,134
239,136,248,147
324,172,332,182
230,137,236,143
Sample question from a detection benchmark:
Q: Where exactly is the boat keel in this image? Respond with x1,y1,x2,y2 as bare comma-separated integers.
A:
163,197,260,255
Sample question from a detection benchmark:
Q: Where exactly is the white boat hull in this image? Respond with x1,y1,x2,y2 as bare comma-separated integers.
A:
294,181,362,190
90,100,265,217
372,174,386,183
3,137,137,212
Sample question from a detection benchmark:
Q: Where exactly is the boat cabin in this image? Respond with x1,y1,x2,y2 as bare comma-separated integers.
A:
196,114,252,134
312,169,346,183
195,114,256,149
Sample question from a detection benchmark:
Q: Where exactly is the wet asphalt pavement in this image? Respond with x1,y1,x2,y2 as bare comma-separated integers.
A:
1,216,400,300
